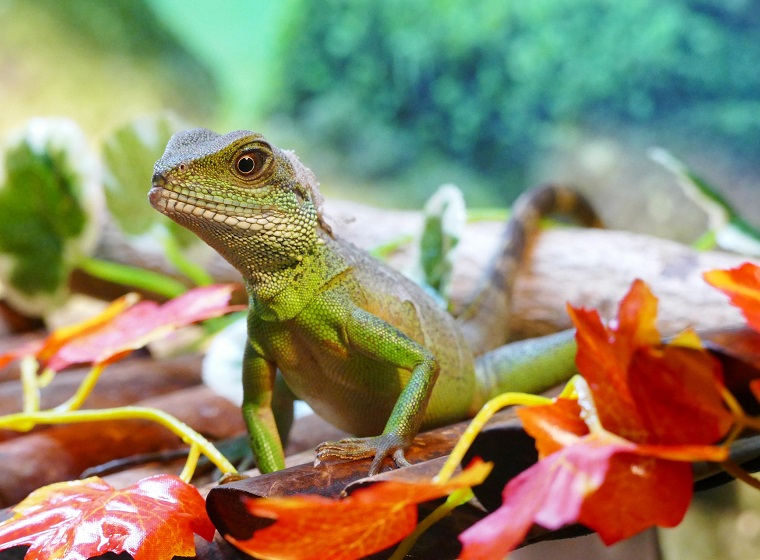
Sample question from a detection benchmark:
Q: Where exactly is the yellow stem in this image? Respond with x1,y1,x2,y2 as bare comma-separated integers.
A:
20,356,40,414
389,488,474,560
558,374,582,399
37,367,56,388
180,443,202,482
0,406,238,476
55,362,107,412
434,392,551,484
721,386,760,434
721,385,746,419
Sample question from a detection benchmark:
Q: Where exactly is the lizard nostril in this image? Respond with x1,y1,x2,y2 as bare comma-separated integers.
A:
151,172,165,187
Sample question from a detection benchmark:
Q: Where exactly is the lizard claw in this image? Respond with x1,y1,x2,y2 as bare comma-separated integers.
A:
315,434,411,476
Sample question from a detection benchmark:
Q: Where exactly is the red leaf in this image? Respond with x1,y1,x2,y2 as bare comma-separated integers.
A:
568,279,732,445
704,262,760,331
627,344,731,445
579,453,691,544
459,435,625,560
751,379,760,402
226,460,491,560
567,281,653,441
0,474,214,560
47,284,242,371
0,285,242,372
460,400,727,559
461,279,733,558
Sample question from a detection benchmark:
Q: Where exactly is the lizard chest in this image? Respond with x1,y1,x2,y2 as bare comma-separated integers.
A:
248,289,408,435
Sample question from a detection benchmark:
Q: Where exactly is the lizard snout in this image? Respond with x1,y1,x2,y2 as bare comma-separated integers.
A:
148,172,167,210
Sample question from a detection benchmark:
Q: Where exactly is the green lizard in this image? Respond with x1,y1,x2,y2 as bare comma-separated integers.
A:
149,129,601,475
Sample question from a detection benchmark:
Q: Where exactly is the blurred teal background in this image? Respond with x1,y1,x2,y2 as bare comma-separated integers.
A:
1,0,758,236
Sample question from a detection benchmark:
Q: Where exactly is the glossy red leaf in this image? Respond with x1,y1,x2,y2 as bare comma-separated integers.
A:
627,344,731,445
568,279,732,444
0,474,214,560
751,379,760,402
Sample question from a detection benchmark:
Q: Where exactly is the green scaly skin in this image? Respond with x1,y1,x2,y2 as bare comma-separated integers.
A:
150,129,600,475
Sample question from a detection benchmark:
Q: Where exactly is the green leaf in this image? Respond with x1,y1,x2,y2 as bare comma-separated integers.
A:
417,184,466,303
102,113,186,238
0,118,102,315
649,147,760,256
101,115,215,286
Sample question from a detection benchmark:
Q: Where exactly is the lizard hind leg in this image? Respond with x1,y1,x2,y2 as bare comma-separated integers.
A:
315,433,412,476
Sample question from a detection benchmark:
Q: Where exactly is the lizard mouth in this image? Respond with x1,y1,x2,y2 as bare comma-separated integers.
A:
149,183,237,225
148,185,168,211
148,179,277,232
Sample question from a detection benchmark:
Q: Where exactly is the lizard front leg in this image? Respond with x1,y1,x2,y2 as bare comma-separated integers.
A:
241,340,287,473
316,307,440,475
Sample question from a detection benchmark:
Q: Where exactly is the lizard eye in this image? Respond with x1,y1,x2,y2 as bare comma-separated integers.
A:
234,151,266,178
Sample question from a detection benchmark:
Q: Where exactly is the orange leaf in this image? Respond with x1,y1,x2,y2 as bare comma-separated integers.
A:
704,262,760,332
0,474,214,560
567,280,658,441
517,397,587,457
37,294,137,364
227,459,491,560
751,379,760,402
47,284,242,371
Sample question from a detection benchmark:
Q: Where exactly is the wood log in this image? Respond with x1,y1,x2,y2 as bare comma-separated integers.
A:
87,199,753,339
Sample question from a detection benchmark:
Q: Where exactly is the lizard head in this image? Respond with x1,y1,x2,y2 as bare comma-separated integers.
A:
150,128,331,272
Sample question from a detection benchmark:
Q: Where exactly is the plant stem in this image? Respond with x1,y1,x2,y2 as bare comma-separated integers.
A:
434,392,551,484
79,257,187,298
54,363,106,412
0,407,238,476
389,488,474,560
162,233,214,286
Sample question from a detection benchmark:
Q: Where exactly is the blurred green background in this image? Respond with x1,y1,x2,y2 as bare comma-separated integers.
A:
2,0,759,238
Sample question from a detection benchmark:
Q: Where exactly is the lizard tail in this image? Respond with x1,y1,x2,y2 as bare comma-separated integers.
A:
456,184,602,356
470,329,578,414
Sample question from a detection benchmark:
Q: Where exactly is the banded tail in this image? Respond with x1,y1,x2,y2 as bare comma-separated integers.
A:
457,184,602,357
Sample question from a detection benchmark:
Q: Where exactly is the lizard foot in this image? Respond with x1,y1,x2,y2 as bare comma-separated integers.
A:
315,434,412,476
